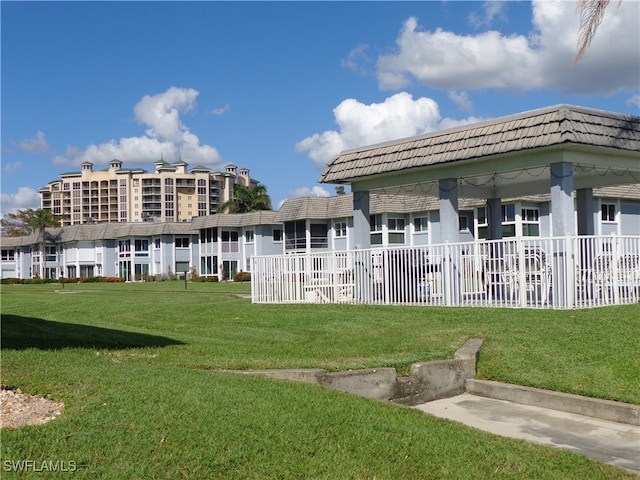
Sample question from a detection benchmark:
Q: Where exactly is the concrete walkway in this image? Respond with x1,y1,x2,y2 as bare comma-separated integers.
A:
414,393,640,474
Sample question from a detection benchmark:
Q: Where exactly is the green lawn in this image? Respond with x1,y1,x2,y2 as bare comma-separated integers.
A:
1,282,638,479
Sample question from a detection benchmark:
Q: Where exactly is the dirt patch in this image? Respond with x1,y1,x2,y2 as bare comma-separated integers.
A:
0,387,64,429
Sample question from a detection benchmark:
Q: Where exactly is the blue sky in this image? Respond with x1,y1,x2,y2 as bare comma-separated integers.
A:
2,1,639,215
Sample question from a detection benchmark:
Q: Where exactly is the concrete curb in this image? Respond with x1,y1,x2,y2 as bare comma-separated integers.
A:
231,338,484,404
466,379,640,426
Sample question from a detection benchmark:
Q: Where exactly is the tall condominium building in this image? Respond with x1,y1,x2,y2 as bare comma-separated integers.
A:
40,159,257,226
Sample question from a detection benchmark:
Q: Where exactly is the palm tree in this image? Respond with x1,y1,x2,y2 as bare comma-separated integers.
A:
217,184,272,214
574,0,618,64
1,209,37,236
28,209,62,278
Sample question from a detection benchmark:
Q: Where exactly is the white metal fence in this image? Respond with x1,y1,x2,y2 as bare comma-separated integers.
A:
251,235,640,309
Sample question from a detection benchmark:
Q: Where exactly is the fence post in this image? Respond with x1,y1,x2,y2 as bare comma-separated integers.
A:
516,237,526,307
565,235,576,308
611,234,620,305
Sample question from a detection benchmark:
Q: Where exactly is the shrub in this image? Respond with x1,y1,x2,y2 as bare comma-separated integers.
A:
233,271,251,283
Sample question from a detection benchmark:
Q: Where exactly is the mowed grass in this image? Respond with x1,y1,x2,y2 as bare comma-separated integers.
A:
1,282,638,479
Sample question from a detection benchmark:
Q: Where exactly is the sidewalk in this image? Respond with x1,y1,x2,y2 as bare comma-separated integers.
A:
414,393,640,474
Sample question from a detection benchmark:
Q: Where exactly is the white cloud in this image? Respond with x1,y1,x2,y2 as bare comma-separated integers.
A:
17,131,49,154
468,1,508,29
210,105,230,116
341,43,373,76
0,187,40,216
625,94,640,109
297,92,478,169
54,86,222,168
287,186,331,198
3,161,23,174
376,1,639,95
448,91,473,113
277,186,331,209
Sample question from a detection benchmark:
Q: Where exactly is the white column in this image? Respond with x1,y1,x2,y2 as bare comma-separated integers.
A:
487,197,502,240
550,161,575,308
439,178,459,243
439,178,461,304
352,190,370,249
550,162,575,236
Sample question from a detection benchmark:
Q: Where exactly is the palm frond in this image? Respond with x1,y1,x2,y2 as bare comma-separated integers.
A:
573,0,612,64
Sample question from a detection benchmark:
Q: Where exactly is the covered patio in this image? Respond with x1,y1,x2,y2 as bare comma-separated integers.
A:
252,105,640,308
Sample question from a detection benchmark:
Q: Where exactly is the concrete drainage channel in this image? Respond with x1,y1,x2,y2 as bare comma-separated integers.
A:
234,338,640,473
233,337,640,426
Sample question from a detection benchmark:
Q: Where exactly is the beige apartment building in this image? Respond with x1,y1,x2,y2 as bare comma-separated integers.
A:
40,159,257,226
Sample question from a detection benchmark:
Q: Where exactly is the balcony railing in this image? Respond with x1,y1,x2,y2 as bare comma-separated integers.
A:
251,235,640,309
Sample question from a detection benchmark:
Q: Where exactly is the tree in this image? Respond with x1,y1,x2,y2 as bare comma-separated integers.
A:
1,209,38,237
217,184,272,214
574,0,618,64
1,208,61,278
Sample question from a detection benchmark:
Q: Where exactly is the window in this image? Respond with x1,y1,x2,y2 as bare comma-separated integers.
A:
370,214,383,245
119,240,131,255
200,255,217,275
135,239,149,256
200,228,217,243
175,237,190,248
370,214,383,232
310,223,328,249
334,219,347,237
476,207,488,239
501,204,516,237
175,262,190,274
245,230,254,243
45,245,57,262
134,264,149,280
221,231,239,253
601,203,616,222
521,208,540,236
273,228,283,242
285,221,306,250
154,238,161,249
457,211,473,233
2,249,15,261
388,217,405,244
414,217,428,233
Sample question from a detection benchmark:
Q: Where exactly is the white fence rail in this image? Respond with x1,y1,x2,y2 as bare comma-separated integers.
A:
251,235,640,309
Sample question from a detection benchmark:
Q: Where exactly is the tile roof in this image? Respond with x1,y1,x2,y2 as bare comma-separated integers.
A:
319,105,640,184
275,193,449,222
190,211,280,229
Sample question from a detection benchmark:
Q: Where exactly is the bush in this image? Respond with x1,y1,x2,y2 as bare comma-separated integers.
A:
190,275,219,282
233,271,251,283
